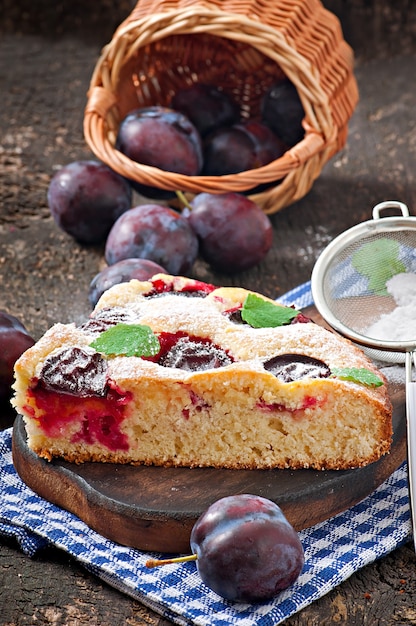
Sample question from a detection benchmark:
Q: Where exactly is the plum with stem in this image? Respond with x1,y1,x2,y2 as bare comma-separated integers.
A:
147,494,304,603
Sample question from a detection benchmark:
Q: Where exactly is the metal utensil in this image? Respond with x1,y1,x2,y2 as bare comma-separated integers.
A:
311,200,416,546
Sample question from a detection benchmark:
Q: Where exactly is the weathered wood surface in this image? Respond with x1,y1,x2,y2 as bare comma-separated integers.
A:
1,1,416,623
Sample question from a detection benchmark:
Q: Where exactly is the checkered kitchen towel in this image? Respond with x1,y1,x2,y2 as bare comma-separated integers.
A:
0,281,412,626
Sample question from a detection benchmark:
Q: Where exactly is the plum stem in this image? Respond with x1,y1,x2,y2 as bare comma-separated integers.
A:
175,190,192,211
145,553,198,568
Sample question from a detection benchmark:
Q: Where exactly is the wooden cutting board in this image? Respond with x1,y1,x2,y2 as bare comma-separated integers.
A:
11,307,407,554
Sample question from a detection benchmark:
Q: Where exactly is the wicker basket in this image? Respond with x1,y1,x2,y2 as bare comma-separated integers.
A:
83,0,359,214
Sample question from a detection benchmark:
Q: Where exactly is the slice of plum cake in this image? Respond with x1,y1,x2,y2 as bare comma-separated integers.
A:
12,273,392,470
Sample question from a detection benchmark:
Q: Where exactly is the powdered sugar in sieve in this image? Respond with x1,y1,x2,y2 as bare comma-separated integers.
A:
365,272,416,344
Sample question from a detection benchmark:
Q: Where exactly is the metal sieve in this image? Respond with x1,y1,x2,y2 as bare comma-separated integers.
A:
311,200,416,545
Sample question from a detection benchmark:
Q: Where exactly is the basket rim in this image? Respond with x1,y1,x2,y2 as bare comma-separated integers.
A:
85,107,332,188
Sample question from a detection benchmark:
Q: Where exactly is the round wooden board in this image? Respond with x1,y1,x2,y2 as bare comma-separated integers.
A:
11,307,407,554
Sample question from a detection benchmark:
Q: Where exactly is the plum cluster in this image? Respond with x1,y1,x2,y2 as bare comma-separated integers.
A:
48,169,274,307
170,80,304,173
48,79,304,305
116,80,304,190
47,160,272,306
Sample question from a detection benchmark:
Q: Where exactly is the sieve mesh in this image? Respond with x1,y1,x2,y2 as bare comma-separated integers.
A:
312,201,416,361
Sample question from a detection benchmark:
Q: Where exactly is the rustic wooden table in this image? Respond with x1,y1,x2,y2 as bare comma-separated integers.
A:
1,1,416,623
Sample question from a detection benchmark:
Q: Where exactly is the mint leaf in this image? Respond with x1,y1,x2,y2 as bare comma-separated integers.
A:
241,293,299,328
352,238,406,295
90,323,160,357
331,367,383,387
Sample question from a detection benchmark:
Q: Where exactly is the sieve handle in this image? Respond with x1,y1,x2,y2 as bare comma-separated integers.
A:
372,200,409,220
405,351,416,549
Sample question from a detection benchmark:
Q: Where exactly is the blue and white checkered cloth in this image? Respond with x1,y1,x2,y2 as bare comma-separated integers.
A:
0,281,412,626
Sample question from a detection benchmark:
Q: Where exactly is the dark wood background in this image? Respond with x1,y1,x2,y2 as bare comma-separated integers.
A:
1,0,416,623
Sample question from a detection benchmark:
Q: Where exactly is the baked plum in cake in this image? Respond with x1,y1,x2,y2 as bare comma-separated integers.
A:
12,274,393,470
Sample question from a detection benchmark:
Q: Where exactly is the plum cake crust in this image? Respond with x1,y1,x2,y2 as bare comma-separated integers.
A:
12,274,393,471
